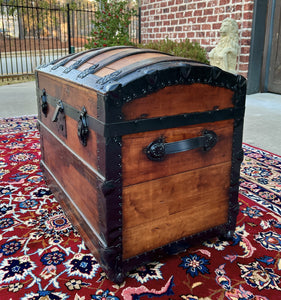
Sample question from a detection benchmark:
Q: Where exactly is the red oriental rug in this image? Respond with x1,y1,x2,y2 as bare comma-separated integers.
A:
0,116,281,300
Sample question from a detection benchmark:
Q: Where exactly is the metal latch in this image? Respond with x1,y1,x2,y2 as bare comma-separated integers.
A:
41,88,48,117
52,100,64,122
77,106,89,147
51,100,67,138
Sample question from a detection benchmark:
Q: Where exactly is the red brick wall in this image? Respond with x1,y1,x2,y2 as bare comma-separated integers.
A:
141,0,254,78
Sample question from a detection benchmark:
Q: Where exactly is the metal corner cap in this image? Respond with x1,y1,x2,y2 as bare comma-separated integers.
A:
236,74,247,86
105,81,122,92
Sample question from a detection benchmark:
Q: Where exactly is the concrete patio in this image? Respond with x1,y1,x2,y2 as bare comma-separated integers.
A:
0,80,280,155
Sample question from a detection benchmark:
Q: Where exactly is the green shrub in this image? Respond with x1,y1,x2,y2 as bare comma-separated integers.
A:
85,0,137,49
137,38,209,64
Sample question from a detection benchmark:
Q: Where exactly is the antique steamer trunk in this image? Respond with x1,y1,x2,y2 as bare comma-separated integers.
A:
35,46,246,283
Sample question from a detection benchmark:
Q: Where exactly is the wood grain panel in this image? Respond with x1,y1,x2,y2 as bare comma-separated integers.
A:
37,72,98,118
64,48,130,69
122,84,234,120
39,103,102,173
93,53,168,77
63,51,92,67
122,120,234,186
92,67,116,78
41,161,102,262
78,48,131,70
40,125,102,235
122,162,231,259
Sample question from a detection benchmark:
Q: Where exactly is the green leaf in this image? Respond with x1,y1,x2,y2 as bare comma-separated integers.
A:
85,0,137,48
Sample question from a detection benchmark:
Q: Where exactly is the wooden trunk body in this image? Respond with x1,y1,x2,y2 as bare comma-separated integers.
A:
35,46,246,283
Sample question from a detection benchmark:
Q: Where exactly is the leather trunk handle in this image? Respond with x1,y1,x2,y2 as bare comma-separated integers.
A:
144,129,217,161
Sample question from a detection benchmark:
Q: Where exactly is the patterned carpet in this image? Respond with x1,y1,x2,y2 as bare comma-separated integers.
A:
0,116,280,300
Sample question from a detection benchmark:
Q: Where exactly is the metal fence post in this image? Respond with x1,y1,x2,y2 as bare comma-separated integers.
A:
0,1,140,80
138,7,141,44
67,3,72,54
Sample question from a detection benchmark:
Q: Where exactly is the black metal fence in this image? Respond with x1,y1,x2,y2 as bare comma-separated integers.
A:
0,1,140,80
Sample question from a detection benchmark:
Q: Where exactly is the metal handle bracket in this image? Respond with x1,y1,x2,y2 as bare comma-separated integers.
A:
41,88,48,117
145,129,217,161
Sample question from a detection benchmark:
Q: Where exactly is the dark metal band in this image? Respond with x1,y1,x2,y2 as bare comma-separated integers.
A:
94,56,206,87
40,46,135,70
64,47,161,74
46,49,95,70
77,48,174,79
38,88,240,138
105,107,243,137
37,88,104,133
